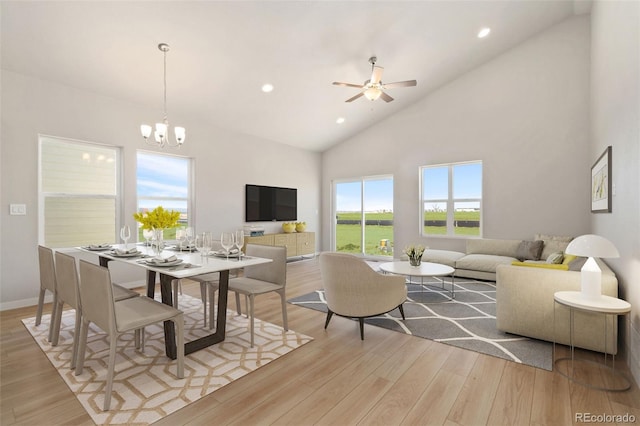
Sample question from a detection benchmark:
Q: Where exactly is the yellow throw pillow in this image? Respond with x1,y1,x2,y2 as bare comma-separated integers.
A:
562,254,577,265
511,261,570,270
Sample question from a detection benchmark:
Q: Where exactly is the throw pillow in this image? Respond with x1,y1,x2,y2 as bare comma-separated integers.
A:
546,251,564,264
516,240,544,261
562,254,577,265
567,256,588,271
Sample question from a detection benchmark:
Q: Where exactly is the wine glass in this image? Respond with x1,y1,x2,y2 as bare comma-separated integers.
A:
176,228,186,250
234,229,245,260
202,232,212,259
195,233,204,258
142,228,153,247
185,227,195,251
221,232,234,261
120,225,131,249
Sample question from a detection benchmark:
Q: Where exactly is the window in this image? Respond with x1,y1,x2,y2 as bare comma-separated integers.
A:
333,175,394,257
420,161,482,237
136,151,192,240
39,135,120,247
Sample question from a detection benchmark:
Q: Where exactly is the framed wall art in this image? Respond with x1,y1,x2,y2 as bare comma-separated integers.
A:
591,145,612,213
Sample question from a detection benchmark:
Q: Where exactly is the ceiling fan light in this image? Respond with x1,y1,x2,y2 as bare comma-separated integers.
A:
140,124,152,139
364,86,382,101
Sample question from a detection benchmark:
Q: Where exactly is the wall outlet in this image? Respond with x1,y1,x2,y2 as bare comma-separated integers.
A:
9,204,26,215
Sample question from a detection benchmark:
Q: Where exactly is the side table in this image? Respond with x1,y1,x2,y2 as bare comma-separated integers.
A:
553,290,631,391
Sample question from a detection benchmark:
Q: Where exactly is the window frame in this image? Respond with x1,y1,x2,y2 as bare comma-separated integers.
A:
38,134,122,247
419,160,483,238
331,174,394,258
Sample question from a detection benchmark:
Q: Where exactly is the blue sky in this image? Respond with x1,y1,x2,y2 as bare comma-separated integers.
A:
137,152,189,210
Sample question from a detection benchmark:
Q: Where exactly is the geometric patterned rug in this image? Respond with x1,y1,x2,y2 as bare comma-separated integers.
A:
22,293,313,425
288,276,552,371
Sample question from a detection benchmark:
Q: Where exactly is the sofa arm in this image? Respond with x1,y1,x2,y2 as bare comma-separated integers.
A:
496,264,618,353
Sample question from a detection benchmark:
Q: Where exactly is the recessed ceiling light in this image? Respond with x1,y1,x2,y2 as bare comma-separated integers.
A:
478,27,491,38
261,83,274,93
336,117,345,124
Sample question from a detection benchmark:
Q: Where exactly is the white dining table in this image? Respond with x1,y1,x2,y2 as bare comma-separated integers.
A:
78,243,272,359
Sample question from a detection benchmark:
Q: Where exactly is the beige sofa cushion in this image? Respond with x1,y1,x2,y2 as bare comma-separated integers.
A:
456,254,518,273
535,234,573,260
466,239,521,258
422,249,465,268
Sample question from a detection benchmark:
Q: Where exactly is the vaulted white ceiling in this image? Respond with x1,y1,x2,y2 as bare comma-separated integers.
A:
1,1,587,151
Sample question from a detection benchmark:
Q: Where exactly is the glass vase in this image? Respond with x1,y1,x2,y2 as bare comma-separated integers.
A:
409,256,422,267
152,229,165,258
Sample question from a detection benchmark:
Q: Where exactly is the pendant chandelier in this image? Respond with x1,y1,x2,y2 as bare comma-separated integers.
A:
140,43,185,148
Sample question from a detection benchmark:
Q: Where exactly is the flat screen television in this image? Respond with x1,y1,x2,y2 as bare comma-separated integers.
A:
245,184,297,222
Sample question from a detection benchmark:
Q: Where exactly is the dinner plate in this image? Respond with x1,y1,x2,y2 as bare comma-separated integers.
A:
109,250,142,258
145,258,183,267
84,245,112,251
212,251,240,258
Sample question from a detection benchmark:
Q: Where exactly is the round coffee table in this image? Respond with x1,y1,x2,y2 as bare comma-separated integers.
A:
379,261,456,299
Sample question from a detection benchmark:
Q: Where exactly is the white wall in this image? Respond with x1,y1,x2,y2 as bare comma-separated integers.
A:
0,70,321,309
322,16,591,254
590,0,640,385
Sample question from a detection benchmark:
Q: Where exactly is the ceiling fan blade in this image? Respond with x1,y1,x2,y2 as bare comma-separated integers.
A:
345,92,365,103
380,91,394,102
382,80,417,89
333,81,365,89
370,66,384,84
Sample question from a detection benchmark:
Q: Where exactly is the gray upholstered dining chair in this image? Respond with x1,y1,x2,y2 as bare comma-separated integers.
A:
319,252,407,340
229,244,288,347
76,260,185,411
36,245,58,342
51,252,139,369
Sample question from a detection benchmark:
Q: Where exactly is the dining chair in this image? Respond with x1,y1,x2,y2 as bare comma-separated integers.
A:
51,252,140,369
36,245,58,342
319,252,407,340
229,244,288,347
76,260,185,411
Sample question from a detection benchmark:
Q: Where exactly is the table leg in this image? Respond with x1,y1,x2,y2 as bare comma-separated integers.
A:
185,270,229,354
147,271,156,298
160,273,177,360
159,270,231,359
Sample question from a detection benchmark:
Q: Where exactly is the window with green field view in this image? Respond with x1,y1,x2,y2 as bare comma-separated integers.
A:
420,161,482,237
39,136,120,248
136,151,192,241
334,176,393,256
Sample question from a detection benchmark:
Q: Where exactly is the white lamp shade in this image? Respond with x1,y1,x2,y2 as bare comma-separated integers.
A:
155,122,167,139
565,234,619,258
364,86,382,101
140,124,152,139
174,126,186,144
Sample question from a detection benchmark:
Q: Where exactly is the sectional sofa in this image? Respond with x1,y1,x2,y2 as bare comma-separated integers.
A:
422,235,619,353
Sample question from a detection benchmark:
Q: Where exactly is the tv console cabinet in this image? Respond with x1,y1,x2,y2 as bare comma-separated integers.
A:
244,232,315,258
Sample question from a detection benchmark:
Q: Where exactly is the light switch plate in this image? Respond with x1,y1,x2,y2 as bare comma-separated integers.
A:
10,204,26,215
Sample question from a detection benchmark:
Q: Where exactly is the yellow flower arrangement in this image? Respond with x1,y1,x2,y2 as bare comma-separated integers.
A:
133,206,180,230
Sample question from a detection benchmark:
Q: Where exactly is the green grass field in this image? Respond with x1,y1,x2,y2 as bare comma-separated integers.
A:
336,210,480,254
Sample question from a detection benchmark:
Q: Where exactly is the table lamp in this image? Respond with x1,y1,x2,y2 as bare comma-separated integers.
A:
565,234,619,300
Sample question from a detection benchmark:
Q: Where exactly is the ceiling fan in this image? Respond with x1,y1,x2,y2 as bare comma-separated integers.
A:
333,56,417,103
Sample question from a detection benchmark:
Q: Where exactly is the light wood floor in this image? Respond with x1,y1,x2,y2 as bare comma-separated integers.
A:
1,257,639,425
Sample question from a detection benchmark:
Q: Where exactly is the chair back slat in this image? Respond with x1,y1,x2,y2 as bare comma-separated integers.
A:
54,252,80,310
78,260,115,335
38,245,56,292
244,244,286,286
